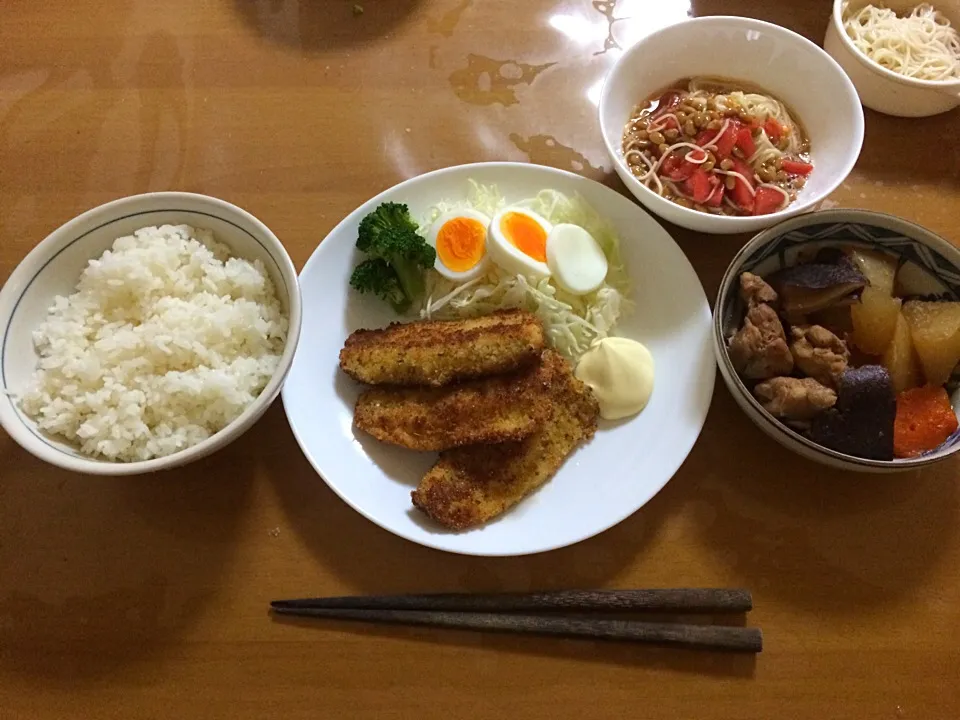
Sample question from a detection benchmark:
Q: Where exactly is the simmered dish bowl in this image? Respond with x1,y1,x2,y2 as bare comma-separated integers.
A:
715,209,960,472
599,15,865,234
0,192,302,475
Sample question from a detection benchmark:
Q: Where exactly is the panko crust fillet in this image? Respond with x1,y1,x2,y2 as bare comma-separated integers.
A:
339,309,545,387
353,359,552,451
411,350,600,530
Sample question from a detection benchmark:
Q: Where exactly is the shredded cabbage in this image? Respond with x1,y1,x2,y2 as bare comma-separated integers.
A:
419,181,632,361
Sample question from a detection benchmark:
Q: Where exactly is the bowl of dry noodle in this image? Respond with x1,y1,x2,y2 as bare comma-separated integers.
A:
825,0,960,117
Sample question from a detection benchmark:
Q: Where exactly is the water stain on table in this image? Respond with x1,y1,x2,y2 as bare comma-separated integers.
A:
449,55,556,107
426,0,472,37
509,133,607,181
593,0,624,55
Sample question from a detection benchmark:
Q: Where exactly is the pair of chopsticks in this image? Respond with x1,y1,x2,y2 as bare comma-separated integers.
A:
270,588,762,653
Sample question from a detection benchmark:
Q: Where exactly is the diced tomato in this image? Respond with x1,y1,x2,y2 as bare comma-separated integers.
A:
763,117,783,143
712,120,739,158
660,153,681,178
694,129,715,147
704,183,724,207
731,158,756,187
736,127,757,158
685,169,714,204
781,159,814,176
753,186,784,216
660,153,696,181
693,120,737,155
730,183,754,212
650,113,679,131
727,158,755,212
652,91,681,115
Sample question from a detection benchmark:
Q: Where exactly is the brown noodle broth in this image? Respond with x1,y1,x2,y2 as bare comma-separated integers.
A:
621,77,812,217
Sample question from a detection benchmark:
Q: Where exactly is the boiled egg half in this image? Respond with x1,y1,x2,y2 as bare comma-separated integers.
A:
546,224,608,295
426,209,491,281
488,207,553,279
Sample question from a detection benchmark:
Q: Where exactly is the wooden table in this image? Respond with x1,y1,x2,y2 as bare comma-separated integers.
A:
2,1,958,717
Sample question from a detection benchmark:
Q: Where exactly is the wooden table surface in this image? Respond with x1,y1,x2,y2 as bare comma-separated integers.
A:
2,1,959,718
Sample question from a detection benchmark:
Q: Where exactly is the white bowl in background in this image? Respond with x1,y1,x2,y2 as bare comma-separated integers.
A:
599,16,865,235
0,192,302,476
824,0,960,117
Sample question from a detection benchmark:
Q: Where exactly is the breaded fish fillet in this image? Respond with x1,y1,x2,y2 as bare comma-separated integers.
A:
339,309,545,387
411,350,600,529
353,360,551,451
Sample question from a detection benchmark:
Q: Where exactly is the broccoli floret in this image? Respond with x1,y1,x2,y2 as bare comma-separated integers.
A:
356,202,420,253
352,203,436,311
349,258,410,312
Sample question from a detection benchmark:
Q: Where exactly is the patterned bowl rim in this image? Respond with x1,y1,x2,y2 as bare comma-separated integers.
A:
714,208,960,469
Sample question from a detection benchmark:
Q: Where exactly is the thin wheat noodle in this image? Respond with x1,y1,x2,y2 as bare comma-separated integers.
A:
714,169,758,197
843,3,960,81
620,78,811,216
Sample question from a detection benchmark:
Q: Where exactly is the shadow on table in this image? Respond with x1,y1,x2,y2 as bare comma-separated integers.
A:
0,430,256,682
271,613,757,678
691,0,832,43
686,387,960,615
855,108,960,188
232,0,422,53
267,393,754,677
267,402,679,595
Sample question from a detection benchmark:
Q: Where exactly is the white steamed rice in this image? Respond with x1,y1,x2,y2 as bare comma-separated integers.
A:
20,224,288,462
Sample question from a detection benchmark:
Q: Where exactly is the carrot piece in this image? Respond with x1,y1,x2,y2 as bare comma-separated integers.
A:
893,385,959,458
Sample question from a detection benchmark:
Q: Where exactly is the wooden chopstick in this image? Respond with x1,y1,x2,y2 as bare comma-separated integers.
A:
270,588,753,614
270,607,763,653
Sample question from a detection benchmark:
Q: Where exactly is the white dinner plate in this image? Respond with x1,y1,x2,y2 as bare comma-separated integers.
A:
282,162,715,556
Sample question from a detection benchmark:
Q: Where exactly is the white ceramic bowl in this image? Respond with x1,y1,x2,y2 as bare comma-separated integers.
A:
825,0,960,117
714,209,960,473
0,192,302,476
599,16,865,235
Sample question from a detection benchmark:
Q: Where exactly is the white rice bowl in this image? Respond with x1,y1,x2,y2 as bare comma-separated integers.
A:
19,224,288,462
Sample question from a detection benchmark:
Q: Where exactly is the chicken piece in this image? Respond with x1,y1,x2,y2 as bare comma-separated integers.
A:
728,303,794,380
754,377,837,421
790,324,850,388
339,309,545,387
739,272,778,307
411,350,599,530
353,360,552,451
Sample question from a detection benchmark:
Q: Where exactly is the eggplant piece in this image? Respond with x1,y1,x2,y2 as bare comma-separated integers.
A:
807,304,854,337
767,261,867,321
808,365,895,460
814,247,846,265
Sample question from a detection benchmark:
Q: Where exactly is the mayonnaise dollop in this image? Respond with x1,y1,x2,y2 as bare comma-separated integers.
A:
574,337,654,420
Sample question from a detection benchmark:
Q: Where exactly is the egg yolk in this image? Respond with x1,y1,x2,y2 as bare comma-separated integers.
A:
436,217,486,272
500,212,547,262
